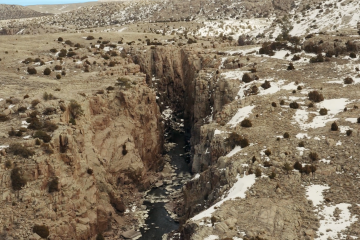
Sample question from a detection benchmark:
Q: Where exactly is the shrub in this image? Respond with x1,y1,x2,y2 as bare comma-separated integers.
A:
54,65,62,70
252,156,257,163
280,100,285,105
96,233,105,240
308,91,324,102
11,167,27,190
344,77,354,84
292,90,296,94
309,152,319,161
69,100,83,119
58,49,67,57
27,117,42,130
43,92,54,101
248,169,253,175
226,132,249,148
350,52,357,58
4,160,12,169
50,48,57,53
264,161,272,167
69,118,76,125
346,129,352,136
287,63,295,70
33,225,49,238
310,54,324,63
33,130,51,143
61,70,66,76
35,139,41,145
106,86,114,91
24,94,29,99
87,168,93,175
8,143,34,158
240,119,252,127
283,162,293,174
56,74,61,80
48,178,59,193
308,102,314,108
122,145,128,155
43,121,58,132
67,51,77,57
283,132,290,138
43,107,56,115
303,165,311,175
289,101,299,109
331,121,338,131
269,171,276,179
319,108,328,115
116,77,132,89
294,161,302,171
0,114,10,122
264,149,271,156
292,55,300,61
109,61,116,67
44,68,51,75
261,80,271,89
58,37,63,42
27,67,37,75
298,141,305,147
242,73,253,83
65,40,73,46
255,168,262,178
249,85,258,95
297,86,302,90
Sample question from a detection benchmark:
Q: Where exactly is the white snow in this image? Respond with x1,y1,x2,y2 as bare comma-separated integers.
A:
0,145,9,151
226,146,242,157
320,159,331,164
306,184,329,206
191,174,256,221
214,129,225,135
345,118,358,123
293,99,351,130
227,105,255,128
296,133,309,139
192,173,200,181
21,120,30,128
204,235,219,240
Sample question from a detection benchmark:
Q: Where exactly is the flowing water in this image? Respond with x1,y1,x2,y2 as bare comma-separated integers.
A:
138,130,191,240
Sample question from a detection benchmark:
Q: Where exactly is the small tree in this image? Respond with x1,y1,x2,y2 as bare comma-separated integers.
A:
283,132,290,138
11,167,26,190
331,122,338,131
308,91,324,102
240,119,252,127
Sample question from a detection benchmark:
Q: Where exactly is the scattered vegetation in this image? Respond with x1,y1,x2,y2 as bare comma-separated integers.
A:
255,168,262,178
33,131,51,143
264,149,271,156
283,132,290,138
287,63,295,70
44,68,51,75
27,67,37,75
8,143,34,158
346,129,352,136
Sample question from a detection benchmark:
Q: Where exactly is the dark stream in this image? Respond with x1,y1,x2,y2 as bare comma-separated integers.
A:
138,130,190,240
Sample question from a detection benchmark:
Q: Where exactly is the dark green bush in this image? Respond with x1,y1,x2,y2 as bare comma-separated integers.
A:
319,108,328,115
11,167,27,190
280,100,285,105
43,121,58,132
255,168,262,177
261,80,271,89
242,73,253,83
8,143,34,158
33,225,49,238
54,65,62,70
27,67,37,75
31,99,40,107
310,54,324,63
67,51,77,57
309,152,319,161
44,68,51,75
298,141,305,147
289,101,299,109
283,132,290,138
43,107,56,115
240,118,252,127
96,233,104,240
56,74,61,80
292,55,300,61
264,149,271,156
294,161,302,171
308,91,324,102
271,102,277,107
48,178,59,193
58,37,63,41
287,63,295,70
344,77,354,84
331,121,338,131
50,48,57,53
269,171,276,179
349,52,356,58
346,129,352,136
0,114,10,122
33,131,51,143
87,168,93,175
116,77,132,89
69,100,83,119
263,161,272,167
18,106,27,113
226,132,249,148
69,118,76,125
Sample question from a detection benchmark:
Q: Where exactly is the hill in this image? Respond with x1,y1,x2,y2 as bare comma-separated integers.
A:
0,4,51,20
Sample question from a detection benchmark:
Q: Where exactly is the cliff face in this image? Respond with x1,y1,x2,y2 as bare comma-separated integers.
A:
0,76,163,239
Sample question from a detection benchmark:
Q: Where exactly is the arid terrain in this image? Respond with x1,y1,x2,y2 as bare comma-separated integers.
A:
1,0,360,239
